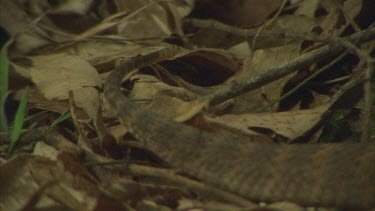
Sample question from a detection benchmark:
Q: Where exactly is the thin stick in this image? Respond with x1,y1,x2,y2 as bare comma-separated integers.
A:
251,0,288,49
255,52,348,112
205,25,375,106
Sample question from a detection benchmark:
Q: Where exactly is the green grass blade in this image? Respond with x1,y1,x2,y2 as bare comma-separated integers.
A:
9,110,49,128
24,111,48,123
0,43,9,132
51,110,71,128
6,86,29,158
0,92,10,143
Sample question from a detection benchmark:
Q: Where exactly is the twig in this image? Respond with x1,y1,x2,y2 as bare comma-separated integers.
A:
334,0,361,32
255,52,348,112
68,91,93,149
363,50,374,141
204,25,375,106
333,40,375,142
152,63,213,96
251,0,287,49
185,18,344,44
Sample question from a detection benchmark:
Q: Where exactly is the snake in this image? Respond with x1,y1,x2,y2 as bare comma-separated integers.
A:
103,44,374,209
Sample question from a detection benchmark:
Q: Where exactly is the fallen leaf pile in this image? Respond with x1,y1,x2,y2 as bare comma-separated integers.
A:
0,0,373,210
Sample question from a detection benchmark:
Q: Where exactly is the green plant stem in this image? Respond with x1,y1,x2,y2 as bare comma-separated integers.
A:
6,87,29,158
0,43,10,133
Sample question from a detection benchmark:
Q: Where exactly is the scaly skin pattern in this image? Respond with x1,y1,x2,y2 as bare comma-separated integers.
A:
104,45,375,209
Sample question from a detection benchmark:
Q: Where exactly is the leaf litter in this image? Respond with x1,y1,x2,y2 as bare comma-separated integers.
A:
0,0,373,210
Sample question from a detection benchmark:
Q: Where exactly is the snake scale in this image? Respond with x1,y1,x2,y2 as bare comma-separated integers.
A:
104,45,375,209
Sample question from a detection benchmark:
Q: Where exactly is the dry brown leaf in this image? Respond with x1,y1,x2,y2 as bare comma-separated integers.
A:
0,154,97,210
106,124,128,141
48,0,94,15
73,9,130,41
0,1,52,55
149,95,208,122
117,1,173,40
14,88,89,119
73,87,101,123
204,104,330,140
136,200,172,211
33,141,59,160
129,74,190,99
129,74,204,122
29,53,100,100
228,41,252,58
319,0,362,36
271,14,317,34
28,53,101,124
174,0,195,18
76,41,143,67
248,14,318,50
2,1,372,209
309,91,332,108
295,0,321,18
194,0,283,27
97,44,189,121
9,61,32,87
231,43,302,112
0,153,130,210
117,47,239,122
184,48,241,77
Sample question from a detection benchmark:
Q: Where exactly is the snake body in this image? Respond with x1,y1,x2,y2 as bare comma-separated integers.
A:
104,45,375,209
